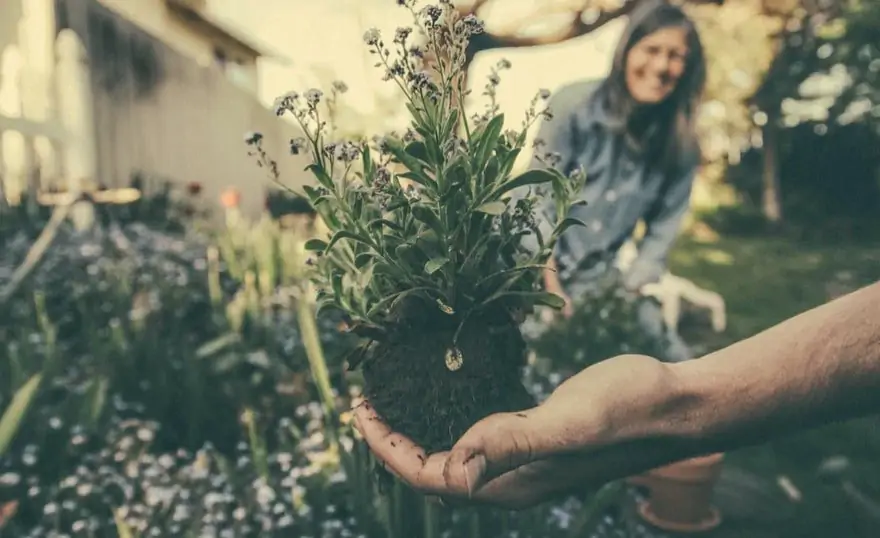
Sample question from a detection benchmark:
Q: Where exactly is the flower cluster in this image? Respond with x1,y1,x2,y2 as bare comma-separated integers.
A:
0,412,363,538
247,0,587,337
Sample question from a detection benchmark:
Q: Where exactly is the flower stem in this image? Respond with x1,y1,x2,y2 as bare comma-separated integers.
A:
295,291,339,450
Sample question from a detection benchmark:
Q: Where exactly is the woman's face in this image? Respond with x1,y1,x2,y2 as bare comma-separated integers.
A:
625,26,689,104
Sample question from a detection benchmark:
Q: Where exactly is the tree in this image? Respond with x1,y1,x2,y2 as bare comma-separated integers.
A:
751,0,880,223
452,0,724,64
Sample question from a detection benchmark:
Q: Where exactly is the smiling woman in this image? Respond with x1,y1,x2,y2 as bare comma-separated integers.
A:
624,25,690,104
525,0,707,366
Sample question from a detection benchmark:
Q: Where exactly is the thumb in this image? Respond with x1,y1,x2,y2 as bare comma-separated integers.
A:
442,410,543,497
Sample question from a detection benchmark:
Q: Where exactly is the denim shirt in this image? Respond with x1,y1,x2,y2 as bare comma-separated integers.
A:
523,79,697,291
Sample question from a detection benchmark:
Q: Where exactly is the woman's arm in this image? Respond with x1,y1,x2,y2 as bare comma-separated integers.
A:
623,166,695,291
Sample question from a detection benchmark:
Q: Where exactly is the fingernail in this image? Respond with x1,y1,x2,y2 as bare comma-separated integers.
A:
463,454,485,497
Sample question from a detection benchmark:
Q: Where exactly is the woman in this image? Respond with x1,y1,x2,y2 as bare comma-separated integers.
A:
526,0,706,363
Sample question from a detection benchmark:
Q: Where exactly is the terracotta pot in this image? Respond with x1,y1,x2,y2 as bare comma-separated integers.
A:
626,452,724,533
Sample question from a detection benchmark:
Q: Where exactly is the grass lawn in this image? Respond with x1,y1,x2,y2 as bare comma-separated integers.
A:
666,231,880,537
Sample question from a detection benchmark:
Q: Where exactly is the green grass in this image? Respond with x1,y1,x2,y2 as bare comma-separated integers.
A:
667,232,880,537
671,233,880,348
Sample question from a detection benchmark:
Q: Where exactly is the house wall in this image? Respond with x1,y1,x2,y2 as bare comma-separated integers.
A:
92,0,259,94
53,0,309,218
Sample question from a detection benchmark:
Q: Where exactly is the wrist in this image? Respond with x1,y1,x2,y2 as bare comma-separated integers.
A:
589,357,714,466
537,356,713,487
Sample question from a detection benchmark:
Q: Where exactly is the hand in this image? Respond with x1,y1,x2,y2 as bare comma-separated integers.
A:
352,354,680,509
543,267,573,320
540,294,572,324
561,294,574,319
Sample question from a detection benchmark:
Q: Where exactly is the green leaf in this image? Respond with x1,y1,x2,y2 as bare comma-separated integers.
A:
524,291,567,308
356,263,375,289
196,333,241,358
551,217,587,239
386,139,434,187
366,287,435,318
474,114,504,170
304,238,329,251
499,147,522,177
354,252,375,268
350,190,365,220
476,201,507,215
315,296,337,317
331,272,344,301
424,257,448,275
302,185,329,206
0,374,42,458
384,198,411,212
325,230,373,253
394,243,422,268
306,163,334,188
460,225,494,272
481,290,566,309
368,218,404,232
483,155,500,186
485,168,556,202
474,264,549,290
361,145,375,186
424,137,442,170
84,376,109,427
373,262,406,280
410,204,445,238
405,141,431,164
406,103,432,133
442,108,460,139
414,230,443,260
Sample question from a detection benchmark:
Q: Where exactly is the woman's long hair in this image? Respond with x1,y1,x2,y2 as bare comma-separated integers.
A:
593,0,706,174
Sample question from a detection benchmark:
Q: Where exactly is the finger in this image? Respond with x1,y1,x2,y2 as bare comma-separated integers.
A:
442,410,542,497
353,402,450,494
470,457,580,510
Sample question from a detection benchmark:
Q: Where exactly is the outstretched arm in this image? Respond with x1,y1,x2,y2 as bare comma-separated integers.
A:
354,281,880,508
664,279,880,453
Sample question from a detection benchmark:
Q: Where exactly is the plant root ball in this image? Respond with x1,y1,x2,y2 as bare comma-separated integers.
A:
361,310,535,454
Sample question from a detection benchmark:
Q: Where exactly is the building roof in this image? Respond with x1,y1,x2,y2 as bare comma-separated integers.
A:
165,0,292,64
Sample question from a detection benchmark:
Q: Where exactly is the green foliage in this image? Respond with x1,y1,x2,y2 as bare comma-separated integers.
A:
0,216,610,537
249,1,585,335
0,374,42,458
528,273,669,374
751,0,880,129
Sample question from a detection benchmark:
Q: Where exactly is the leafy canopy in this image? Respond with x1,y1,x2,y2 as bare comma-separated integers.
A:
247,0,586,337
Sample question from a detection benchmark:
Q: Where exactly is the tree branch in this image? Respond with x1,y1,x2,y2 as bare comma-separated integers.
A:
465,1,638,60
462,0,726,61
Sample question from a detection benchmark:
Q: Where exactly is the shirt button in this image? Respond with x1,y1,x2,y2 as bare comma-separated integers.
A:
590,220,603,232
605,190,617,202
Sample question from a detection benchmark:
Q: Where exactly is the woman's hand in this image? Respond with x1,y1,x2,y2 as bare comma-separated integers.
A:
353,354,683,509
543,263,573,319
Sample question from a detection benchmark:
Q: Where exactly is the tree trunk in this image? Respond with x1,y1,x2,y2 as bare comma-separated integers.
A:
761,120,783,223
